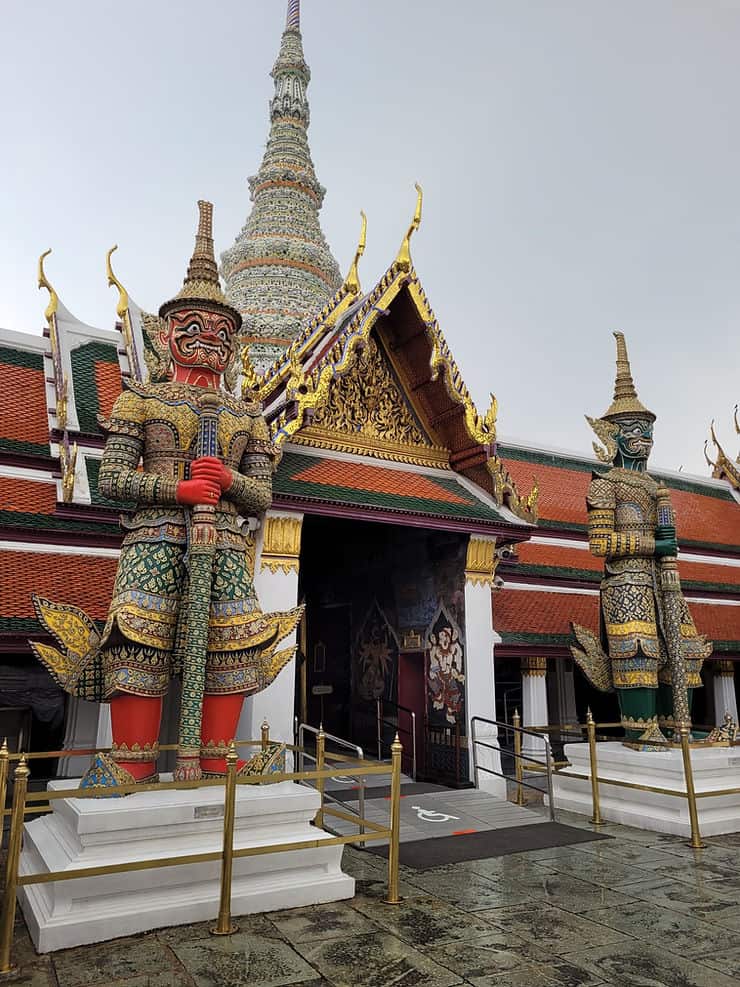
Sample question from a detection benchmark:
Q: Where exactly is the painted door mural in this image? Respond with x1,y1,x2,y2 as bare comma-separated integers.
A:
425,605,466,784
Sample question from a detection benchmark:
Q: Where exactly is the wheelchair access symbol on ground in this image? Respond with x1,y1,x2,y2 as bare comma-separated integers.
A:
411,806,460,823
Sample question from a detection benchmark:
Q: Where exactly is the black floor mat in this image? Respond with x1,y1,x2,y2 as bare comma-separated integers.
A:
327,782,448,802
364,822,611,869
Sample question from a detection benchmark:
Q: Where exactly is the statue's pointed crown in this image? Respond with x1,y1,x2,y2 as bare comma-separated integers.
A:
159,201,242,327
602,331,655,422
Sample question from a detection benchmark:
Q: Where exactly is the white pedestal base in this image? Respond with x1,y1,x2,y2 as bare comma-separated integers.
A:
550,741,740,838
18,777,354,953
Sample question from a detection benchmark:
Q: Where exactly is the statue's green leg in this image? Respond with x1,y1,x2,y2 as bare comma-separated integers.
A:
618,688,658,741
657,684,694,737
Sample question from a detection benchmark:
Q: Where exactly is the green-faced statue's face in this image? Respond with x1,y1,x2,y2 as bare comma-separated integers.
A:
615,417,654,464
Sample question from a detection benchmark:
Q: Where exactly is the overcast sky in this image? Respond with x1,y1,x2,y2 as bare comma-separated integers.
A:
1,0,738,476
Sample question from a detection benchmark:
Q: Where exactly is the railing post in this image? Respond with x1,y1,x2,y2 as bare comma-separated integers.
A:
315,726,325,830
0,739,8,853
680,724,705,850
411,711,417,781
512,709,524,806
471,718,480,789
0,756,29,974
384,733,402,905
586,709,602,826
261,719,270,752
211,742,239,936
545,739,556,822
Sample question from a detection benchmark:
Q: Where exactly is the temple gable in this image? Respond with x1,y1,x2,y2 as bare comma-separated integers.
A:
295,333,449,467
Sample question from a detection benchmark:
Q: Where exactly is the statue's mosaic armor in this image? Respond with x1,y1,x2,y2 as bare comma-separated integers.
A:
588,467,706,691
97,381,277,699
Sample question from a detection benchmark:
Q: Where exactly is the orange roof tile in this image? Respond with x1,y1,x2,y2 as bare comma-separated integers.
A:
0,549,118,619
679,559,740,589
688,602,740,644
95,361,122,420
0,477,56,515
670,488,740,548
495,588,599,638
502,453,740,549
516,541,602,573
494,588,739,645
0,363,49,447
502,459,591,527
516,539,740,589
292,459,472,504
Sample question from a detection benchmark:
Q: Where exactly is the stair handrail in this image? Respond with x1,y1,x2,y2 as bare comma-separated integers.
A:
470,714,555,822
375,697,417,781
296,721,366,834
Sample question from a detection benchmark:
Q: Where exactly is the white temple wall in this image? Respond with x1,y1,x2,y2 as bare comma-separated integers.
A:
464,535,506,798
240,511,304,752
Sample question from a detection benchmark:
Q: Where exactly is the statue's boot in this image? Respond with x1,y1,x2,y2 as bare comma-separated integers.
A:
110,693,163,781
200,693,245,775
618,686,659,744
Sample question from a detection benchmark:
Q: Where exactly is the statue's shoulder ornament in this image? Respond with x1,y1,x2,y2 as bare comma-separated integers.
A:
586,470,615,510
609,467,658,495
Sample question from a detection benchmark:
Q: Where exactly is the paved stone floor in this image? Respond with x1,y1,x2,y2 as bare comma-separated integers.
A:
8,807,740,986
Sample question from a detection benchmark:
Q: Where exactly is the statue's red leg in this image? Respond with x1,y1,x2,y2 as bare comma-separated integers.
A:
200,694,245,774
110,694,162,780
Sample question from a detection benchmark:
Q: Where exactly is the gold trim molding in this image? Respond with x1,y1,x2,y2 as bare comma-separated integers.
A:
261,515,303,574
465,536,498,587
715,659,735,677
291,425,450,468
521,656,548,677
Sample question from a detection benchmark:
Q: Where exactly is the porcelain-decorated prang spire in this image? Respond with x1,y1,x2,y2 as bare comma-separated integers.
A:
221,0,341,372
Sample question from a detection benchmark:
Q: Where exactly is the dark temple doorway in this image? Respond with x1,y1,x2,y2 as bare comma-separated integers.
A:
296,514,469,784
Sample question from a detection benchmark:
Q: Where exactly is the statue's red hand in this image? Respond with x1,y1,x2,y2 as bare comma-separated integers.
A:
190,456,233,491
176,477,221,506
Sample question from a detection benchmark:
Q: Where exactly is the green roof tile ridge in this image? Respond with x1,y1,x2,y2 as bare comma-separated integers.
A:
70,340,119,435
0,345,44,371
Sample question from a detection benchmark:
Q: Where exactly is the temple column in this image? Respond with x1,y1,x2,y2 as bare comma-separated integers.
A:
240,511,303,751
521,657,549,763
59,699,106,778
713,660,738,724
465,536,506,798
551,657,578,729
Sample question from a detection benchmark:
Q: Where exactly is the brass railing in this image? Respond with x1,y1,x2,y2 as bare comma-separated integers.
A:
528,712,740,851
0,727,403,974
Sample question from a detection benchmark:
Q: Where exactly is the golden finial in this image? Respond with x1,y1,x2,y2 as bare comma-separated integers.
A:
106,245,129,320
61,441,78,503
602,331,654,422
710,418,721,449
343,210,367,296
38,249,59,323
226,739,238,767
734,404,739,437
395,183,423,273
483,394,498,434
703,439,717,471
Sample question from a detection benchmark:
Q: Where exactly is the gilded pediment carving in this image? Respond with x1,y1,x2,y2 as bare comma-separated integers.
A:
294,335,449,467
